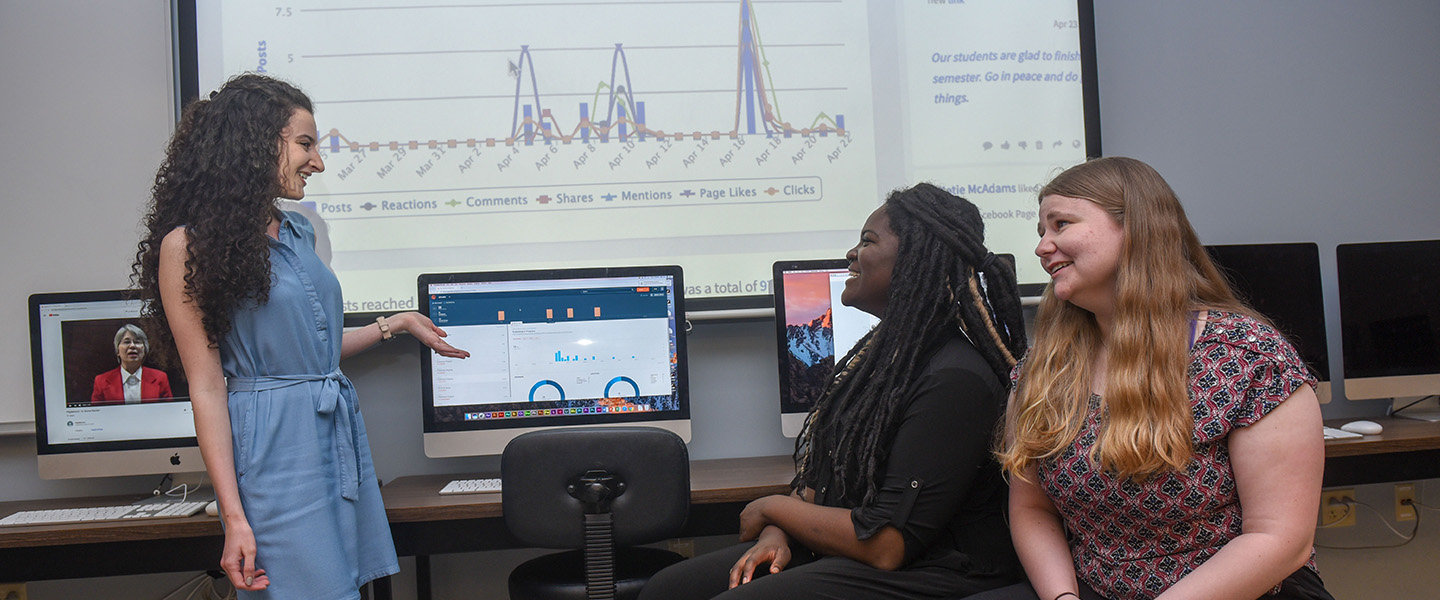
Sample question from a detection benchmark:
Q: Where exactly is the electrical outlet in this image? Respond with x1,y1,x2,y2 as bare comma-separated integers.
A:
1396,483,1417,521
1320,489,1356,527
0,582,27,600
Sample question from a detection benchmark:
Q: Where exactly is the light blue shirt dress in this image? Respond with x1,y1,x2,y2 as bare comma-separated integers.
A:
220,211,397,599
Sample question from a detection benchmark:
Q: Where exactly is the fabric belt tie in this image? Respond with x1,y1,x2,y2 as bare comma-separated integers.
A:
227,369,361,501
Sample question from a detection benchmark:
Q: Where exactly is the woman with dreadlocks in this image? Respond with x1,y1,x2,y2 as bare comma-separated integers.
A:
639,183,1027,600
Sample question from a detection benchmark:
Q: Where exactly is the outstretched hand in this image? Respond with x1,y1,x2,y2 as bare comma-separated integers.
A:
395,312,470,358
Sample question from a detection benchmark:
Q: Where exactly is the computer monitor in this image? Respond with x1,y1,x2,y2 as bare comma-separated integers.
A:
418,266,690,457
772,260,879,438
1336,240,1440,403
1205,243,1332,403
29,291,202,479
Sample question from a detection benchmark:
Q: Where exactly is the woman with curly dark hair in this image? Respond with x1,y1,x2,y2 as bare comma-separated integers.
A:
134,73,468,599
640,183,1027,600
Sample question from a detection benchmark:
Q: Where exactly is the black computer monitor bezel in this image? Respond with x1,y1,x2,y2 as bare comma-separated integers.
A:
417,265,690,436
1204,242,1331,383
772,259,848,418
1335,239,1440,399
30,290,203,457
771,254,1018,436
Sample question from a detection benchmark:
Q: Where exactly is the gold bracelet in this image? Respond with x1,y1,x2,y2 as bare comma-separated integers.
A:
376,315,394,342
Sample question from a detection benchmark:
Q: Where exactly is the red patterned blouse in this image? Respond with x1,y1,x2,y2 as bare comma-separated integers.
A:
1023,311,1319,599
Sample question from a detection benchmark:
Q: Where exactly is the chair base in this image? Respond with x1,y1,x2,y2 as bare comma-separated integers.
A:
508,547,687,600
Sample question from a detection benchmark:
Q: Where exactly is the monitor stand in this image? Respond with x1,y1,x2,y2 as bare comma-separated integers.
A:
1392,396,1440,422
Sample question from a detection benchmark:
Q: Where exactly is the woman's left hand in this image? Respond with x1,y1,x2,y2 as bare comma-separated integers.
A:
393,312,470,358
729,526,792,588
738,494,792,541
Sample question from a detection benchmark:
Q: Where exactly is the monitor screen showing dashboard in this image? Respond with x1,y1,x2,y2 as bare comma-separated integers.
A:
1204,243,1332,403
179,0,1099,311
1336,239,1440,401
419,266,689,457
772,259,878,437
29,291,203,479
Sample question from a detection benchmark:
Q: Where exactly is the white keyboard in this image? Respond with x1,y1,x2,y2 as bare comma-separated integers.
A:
0,500,207,527
1323,426,1363,440
439,477,502,495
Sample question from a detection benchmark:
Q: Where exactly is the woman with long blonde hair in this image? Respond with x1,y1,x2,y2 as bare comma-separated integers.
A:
977,157,1333,600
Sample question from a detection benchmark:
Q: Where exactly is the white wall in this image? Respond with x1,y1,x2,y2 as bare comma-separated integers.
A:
0,1,175,427
2,1,1439,598
1092,0,1440,420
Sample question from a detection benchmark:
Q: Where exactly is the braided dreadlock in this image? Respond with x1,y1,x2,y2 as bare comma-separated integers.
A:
793,183,1027,507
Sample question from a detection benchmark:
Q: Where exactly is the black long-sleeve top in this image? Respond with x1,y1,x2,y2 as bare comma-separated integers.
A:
805,332,1022,577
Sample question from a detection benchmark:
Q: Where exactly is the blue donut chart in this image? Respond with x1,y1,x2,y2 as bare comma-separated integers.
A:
604,376,640,398
528,380,565,402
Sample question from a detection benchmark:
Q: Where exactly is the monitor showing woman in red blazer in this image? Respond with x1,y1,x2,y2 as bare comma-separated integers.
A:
91,324,172,404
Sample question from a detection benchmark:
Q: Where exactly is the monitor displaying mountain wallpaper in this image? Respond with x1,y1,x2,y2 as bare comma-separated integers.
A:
776,267,877,414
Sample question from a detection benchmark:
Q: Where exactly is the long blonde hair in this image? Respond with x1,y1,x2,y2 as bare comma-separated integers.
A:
997,157,1252,480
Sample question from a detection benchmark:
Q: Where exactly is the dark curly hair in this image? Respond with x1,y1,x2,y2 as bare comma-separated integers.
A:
133,73,314,357
794,183,1028,507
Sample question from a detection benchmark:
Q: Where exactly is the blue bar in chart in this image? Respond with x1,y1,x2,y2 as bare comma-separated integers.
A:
523,105,534,146
552,351,596,362
637,101,646,142
580,102,590,142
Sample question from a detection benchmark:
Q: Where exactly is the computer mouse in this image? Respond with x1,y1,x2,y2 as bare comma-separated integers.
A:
204,501,219,517
1340,420,1383,436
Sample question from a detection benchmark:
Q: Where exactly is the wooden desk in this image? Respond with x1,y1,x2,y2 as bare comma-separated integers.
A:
1323,416,1440,457
6,429,1436,592
0,494,222,581
377,454,794,555
1323,416,1440,486
0,455,793,595
380,454,795,523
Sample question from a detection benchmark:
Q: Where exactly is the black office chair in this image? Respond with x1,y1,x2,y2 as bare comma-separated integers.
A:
501,427,690,600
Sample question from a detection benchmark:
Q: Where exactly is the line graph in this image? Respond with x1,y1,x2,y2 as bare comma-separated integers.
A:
304,42,842,61
732,0,845,137
308,0,848,153
197,0,1097,309
206,0,878,306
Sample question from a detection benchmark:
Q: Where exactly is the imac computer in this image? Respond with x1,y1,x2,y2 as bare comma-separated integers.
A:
1205,243,1332,403
29,291,203,480
1336,240,1440,410
772,260,879,438
419,266,690,457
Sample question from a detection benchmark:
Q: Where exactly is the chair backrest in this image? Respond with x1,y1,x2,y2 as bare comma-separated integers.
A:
501,427,690,549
